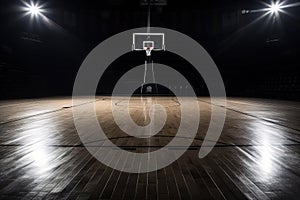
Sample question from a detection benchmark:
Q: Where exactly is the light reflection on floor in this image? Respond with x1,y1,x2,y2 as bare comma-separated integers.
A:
0,97,299,199
250,120,283,181
17,117,60,177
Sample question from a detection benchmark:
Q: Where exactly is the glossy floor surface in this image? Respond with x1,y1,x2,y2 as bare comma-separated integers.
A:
0,97,299,199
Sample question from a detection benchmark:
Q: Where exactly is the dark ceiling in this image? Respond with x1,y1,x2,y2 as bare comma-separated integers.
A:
0,0,299,99
1,0,299,67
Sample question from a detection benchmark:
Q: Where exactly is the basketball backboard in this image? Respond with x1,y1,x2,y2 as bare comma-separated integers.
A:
132,33,165,56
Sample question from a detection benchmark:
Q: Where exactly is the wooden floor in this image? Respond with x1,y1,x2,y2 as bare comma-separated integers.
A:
0,97,300,199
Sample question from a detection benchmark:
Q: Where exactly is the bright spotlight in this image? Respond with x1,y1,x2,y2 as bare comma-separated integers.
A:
23,1,43,17
29,4,41,16
240,0,300,25
268,1,282,14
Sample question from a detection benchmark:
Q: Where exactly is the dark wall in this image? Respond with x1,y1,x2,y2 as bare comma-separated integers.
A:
0,0,299,100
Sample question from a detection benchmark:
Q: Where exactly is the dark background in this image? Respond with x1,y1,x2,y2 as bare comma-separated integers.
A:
0,0,299,99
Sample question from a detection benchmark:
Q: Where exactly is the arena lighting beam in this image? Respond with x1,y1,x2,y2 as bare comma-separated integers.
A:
242,0,300,19
19,1,82,44
20,0,51,24
20,1,65,31
266,1,284,16
27,3,41,16
22,1,45,18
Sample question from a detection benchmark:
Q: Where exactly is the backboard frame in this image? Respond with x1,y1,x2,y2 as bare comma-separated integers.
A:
132,33,165,52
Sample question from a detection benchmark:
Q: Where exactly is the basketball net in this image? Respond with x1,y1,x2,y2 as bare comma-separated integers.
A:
144,46,154,57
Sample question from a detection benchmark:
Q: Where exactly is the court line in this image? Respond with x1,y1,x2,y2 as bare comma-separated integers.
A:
0,99,103,126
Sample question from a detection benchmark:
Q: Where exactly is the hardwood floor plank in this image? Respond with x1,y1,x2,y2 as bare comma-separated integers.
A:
0,97,299,199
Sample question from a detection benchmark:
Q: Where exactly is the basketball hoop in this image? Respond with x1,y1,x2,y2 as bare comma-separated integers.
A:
144,46,154,56
132,33,165,57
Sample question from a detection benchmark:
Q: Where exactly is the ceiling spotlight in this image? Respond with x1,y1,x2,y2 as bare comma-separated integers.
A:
29,4,41,16
240,0,300,25
23,1,43,17
267,1,283,15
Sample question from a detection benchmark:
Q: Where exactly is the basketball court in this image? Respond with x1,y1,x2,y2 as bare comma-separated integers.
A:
1,0,300,199
0,97,299,199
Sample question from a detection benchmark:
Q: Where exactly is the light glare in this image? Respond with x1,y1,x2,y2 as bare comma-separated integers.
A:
23,1,43,17
269,2,282,14
29,4,41,15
